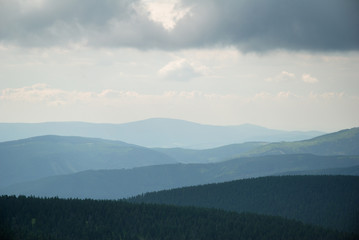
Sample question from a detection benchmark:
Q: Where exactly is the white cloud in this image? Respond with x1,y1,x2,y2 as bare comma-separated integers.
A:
0,85,349,106
0,84,98,106
309,92,344,100
136,0,192,30
302,73,318,83
1,84,358,131
158,58,208,81
265,71,295,82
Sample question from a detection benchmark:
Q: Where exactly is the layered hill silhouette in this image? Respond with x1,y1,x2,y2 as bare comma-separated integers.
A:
0,118,323,148
130,175,359,233
154,127,359,163
0,135,175,188
154,142,266,163
1,127,359,193
247,127,359,156
1,125,359,237
2,154,359,199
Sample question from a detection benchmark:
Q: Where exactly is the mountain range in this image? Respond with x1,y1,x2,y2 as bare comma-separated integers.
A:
1,121,359,237
2,154,359,199
0,118,324,148
1,126,358,197
0,126,358,184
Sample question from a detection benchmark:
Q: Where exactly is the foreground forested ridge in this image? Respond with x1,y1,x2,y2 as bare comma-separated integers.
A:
130,175,359,234
0,196,356,240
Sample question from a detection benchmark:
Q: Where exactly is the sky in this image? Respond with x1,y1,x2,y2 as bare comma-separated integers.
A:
0,0,358,131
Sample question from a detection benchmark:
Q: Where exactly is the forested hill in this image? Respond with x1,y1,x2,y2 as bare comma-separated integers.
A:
130,175,359,234
0,196,356,240
247,127,359,156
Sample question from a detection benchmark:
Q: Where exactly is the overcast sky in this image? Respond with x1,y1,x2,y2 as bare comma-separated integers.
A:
1,0,358,131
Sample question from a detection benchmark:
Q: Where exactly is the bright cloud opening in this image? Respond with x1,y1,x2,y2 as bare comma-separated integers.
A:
137,0,192,30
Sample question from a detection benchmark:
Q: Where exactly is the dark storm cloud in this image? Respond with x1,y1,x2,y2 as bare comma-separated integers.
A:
174,0,359,51
0,0,138,46
1,0,358,52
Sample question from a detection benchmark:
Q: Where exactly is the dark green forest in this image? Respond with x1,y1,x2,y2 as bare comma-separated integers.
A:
0,195,356,240
130,175,359,234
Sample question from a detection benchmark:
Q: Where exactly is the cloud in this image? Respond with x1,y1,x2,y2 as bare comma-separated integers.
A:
136,0,192,31
302,74,318,83
0,84,235,107
1,0,358,52
158,58,208,81
0,83,68,104
1,84,358,130
0,84,349,106
265,71,295,82
309,91,344,100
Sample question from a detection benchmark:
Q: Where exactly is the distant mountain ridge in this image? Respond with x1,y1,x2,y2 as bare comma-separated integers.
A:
1,127,358,189
154,127,359,163
154,142,267,163
2,154,359,199
247,127,359,156
0,135,176,188
0,118,324,148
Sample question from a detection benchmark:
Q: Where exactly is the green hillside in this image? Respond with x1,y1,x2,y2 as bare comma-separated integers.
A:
0,195,355,240
247,127,359,156
0,135,176,188
130,175,359,234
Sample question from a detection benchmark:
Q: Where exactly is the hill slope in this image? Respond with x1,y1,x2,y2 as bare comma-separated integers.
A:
247,127,359,156
0,135,176,188
0,118,323,148
1,196,353,240
275,165,359,176
130,175,359,233
153,127,359,163
154,142,266,163
2,154,359,199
